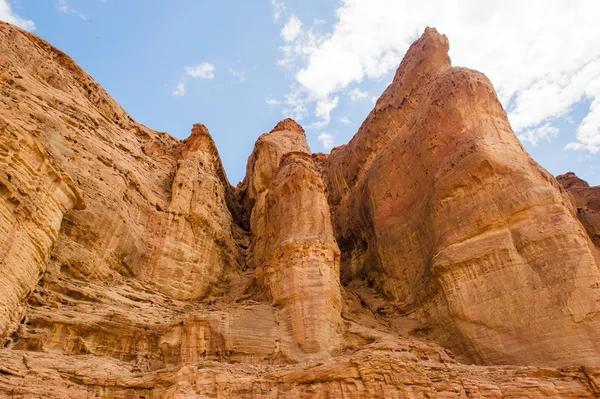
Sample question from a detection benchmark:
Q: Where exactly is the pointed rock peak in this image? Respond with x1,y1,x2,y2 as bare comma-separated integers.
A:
270,118,305,135
190,123,211,138
182,123,218,158
375,26,451,112
421,26,448,44
404,26,450,68
407,27,450,60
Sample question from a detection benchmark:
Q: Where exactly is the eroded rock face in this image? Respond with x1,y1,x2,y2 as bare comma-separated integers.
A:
558,172,600,248
0,122,84,338
1,20,600,398
143,124,240,301
324,27,451,208
252,152,343,360
330,62,600,365
0,20,240,306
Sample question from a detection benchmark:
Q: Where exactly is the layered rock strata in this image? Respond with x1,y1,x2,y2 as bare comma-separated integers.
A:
0,122,84,337
326,30,600,367
252,151,343,359
0,19,600,398
143,123,240,301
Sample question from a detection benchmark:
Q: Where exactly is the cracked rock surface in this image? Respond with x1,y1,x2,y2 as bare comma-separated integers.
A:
1,21,600,398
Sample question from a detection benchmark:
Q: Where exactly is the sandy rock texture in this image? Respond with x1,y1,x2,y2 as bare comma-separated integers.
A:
0,121,84,338
557,172,600,248
251,151,343,360
326,29,600,367
1,20,600,398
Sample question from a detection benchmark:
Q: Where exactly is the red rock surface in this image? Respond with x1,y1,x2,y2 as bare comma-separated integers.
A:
557,172,600,248
1,21,600,398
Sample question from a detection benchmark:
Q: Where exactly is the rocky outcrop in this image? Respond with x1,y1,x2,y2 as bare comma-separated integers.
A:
0,20,241,307
558,172,600,248
239,118,309,225
324,27,451,207
1,19,600,398
252,152,343,360
326,31,600,366
240,121,342,360
0,122,84,339
143,124,240,300
1,342,600,398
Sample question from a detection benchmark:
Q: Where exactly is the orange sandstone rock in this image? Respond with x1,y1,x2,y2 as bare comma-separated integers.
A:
330,65,600,366
252,152,343,360
558,172,600,248
0,19,600,398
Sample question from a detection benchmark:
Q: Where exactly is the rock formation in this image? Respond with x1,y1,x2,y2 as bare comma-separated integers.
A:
251,150,343,360
558,172,600,248
1,20,600,398
325,29,600,367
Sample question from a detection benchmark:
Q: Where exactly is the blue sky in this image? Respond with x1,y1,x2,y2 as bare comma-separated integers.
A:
2,0,599,185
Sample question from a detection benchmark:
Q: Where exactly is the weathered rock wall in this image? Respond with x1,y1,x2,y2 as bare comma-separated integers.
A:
252,152,343,360
558,172,600,248
0,122,83,338
1,19,600,398
325,32,600,366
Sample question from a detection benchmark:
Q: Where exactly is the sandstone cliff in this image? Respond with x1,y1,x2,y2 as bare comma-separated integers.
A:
326,30,600,367
558,172,600,248
1,20,600,398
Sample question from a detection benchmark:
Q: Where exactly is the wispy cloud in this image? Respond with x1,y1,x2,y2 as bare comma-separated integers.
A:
340,116,350,125
172,82,186,97
281,87,309,121
56,0,87,20
272,0,600,154
518,122,559,146
317,132,335,150
311,97,339,129
281,14,302,42
270,0,286,23
0,0,35,30
172,62,216,97
185,63,215,80
348,88,369,103
229,67,247,83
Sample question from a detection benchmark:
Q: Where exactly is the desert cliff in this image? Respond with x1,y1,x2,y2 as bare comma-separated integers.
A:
1,21,600,398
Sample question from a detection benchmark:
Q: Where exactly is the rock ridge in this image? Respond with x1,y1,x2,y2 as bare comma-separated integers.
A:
1,20,600,398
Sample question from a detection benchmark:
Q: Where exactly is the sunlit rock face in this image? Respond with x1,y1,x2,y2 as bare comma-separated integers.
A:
1,20,600,398
250,151,343,360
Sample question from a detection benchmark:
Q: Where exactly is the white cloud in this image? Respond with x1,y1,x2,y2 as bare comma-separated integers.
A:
348,88,369,102
311,96,339,128
172,82,185,97
275,0,600,153
185,63,215,80
281,14,302,42
229,67,247,83
318,132,335,150
566,64,600,153
281,88,309,121
340,116,350,125
56,0,87,20
0,0,35,30
266,98,281,106
270,0,286,23
172,62,215,97
57,0,68,13
518,122,559,146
